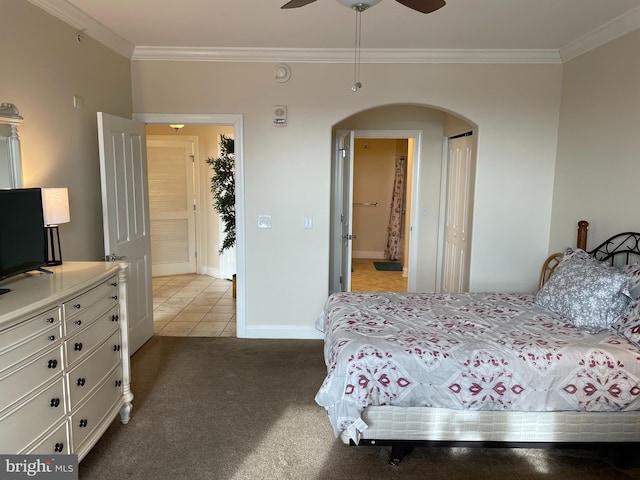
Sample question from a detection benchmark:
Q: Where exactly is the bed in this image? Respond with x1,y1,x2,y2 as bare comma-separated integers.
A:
315,221,640,465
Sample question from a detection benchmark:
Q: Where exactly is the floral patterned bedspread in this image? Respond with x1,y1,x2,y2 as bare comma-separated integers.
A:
314,292,640,436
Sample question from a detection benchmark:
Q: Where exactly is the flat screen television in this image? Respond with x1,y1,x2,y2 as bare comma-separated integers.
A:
0,188,48,293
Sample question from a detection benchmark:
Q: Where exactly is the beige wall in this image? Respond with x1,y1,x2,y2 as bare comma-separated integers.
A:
0,1,132,261
550,28,640,252
4,1,579,337
132,60,562,335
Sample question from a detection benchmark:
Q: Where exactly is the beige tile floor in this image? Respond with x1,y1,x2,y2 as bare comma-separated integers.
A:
152,260,404,337
351,258,408,292
152,274,236,337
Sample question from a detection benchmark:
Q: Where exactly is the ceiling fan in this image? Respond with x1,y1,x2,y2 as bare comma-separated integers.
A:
281,0,446,92
281,0,446,15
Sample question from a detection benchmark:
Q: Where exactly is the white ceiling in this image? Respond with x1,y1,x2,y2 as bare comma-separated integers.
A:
31,0,640,62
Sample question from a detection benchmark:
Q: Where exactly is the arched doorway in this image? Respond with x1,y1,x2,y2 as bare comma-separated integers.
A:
330,104,476,294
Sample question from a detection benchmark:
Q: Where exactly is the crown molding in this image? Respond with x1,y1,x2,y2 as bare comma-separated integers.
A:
559,5,640,62
28,0,134,58
29,0,640,64
131,46,562,64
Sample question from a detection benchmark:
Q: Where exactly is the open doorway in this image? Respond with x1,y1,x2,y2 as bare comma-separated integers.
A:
330,104,476,295
350,137,410,293
133,113,246,337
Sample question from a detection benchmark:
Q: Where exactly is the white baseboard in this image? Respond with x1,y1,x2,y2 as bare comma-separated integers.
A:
238,325,324,340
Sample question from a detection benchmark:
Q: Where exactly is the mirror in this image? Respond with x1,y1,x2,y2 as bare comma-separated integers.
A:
0,103,23,188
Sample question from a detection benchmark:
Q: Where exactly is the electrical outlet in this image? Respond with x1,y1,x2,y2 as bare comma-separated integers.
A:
304,216,313,229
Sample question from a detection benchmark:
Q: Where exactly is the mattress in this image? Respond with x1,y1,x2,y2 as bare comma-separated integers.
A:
339,406,640,444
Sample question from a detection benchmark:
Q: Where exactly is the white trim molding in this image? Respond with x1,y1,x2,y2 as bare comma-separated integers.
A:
131,46,562,64
28,0,134,58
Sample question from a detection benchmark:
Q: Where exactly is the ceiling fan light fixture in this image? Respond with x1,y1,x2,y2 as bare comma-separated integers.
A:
337,0,382,10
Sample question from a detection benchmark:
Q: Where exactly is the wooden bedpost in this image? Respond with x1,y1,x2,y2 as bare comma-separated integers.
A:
577,220,589,250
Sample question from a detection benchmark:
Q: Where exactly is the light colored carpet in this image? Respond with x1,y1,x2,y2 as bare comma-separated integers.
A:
79,337,640,480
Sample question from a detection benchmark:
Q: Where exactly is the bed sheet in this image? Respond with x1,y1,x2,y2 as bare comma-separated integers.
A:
314,292,640,437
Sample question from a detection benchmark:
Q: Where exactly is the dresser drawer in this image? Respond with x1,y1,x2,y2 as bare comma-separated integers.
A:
68,330,122,409
0,323,62,374
0,378,66,453
0,308,60,369
24,422,69,455
65,306,119,367
0,345,63,411
65,295,120,337
64,277,118,323
71,367,123,449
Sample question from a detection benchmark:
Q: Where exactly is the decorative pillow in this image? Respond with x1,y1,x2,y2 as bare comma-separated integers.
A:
534,248,631,333
613,264,640,345
620,264,640,300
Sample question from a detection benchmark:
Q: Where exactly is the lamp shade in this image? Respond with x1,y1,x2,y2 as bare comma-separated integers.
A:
41,188,70,226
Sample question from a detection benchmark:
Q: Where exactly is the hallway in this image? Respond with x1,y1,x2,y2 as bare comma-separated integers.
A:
152,274,236,337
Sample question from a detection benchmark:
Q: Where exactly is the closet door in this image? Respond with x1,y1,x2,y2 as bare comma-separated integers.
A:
147,136,197,276
442,132,474,293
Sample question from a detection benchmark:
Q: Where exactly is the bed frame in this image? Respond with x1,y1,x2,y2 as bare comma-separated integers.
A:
342,220,640,466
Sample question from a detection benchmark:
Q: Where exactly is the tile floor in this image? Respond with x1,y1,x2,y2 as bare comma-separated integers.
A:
152,274,236,337
151,259,405,337
350,258,408,292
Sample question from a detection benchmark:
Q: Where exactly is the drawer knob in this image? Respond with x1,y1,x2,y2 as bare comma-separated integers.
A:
111,314,119,322
48,335,56,341
47,359,58,369
111,295,118,300
115,379,122,387
75,320,82,326
54,443,64,453
111,282,117,287
113,344,121,352
74,342,83,351
46,317,55,324
74,304,81,309
79,419,88,428
50,398,60,408
77,377,86,387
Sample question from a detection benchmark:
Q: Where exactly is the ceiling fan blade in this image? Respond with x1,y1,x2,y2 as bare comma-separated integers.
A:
281,0,318,8
395,0,446,14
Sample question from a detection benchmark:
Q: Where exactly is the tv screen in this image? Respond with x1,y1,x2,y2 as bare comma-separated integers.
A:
0,188,48,283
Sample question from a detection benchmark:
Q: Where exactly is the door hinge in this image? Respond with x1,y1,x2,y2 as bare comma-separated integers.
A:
339,148,346,159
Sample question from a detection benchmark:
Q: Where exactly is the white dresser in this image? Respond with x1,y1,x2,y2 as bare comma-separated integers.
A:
0,262,132,460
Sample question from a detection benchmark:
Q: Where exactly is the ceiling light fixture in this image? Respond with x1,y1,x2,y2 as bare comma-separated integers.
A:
170,124,185,132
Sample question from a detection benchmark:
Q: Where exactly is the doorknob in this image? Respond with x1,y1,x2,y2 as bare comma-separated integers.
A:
342,234,357,240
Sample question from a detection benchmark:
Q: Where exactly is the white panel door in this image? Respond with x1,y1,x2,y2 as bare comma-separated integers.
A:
97,112,154,354
442,132,474,293
147,137,197,276
339,132,355,292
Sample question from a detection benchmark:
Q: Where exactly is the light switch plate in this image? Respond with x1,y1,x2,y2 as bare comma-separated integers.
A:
258,215,272,229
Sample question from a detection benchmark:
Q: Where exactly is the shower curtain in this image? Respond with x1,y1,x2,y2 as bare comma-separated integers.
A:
384,155,406,261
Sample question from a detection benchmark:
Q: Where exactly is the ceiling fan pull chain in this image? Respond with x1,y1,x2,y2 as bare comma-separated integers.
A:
352,6,365,91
